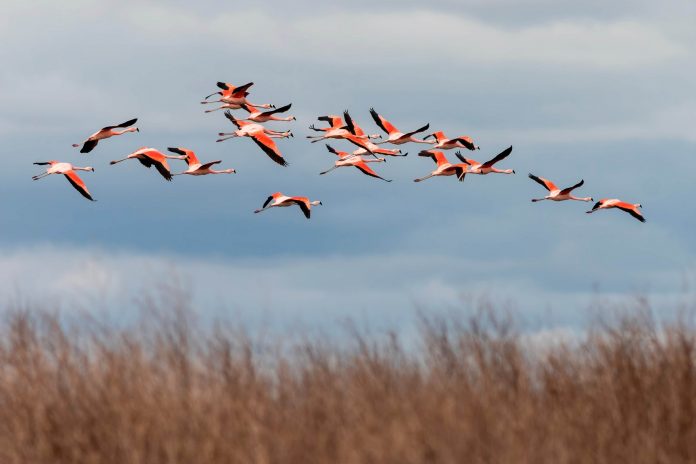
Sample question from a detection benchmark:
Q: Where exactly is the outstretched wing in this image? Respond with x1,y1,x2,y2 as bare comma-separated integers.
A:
250,132,288,166
80,140,99,153
354,161,391,182
262,195,274,208
199,160,222,170
342,110,356,135
99,118,137,132
615,203,645,223
64,170,94,201
152,160,173,181
560,179,584,195
230,82,254,97
482,146,513,168
528,173,557,192
291,198,311,219
224,110,243,129
454,151,475,165
263,103,292,116
369,108,397,135
419,150,448,166
402,123,430,139
325,144,350,158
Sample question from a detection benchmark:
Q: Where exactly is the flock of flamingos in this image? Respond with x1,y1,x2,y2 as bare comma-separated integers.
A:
33,81,645,222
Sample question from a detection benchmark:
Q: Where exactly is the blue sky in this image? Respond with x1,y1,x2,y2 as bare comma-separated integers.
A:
1,0,695,332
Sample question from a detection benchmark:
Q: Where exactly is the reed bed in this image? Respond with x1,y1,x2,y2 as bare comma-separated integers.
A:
0,302,694,464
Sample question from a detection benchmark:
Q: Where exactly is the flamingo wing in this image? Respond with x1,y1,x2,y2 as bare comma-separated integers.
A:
137,157,153,168
528,173,557,192
250,132,288,166
223,110,244,129
318,115,343,128
615,203,645,223
369,108,397,134
262,195,274,208
354,161,391,182
325,144,349,158
454,166,467,182
80,140,99,153
402,123,430,139
99,118,137,132
290,198,311,219
454,151,475,166
482,146,513,168
167,147,198,166
419,150,448,166
199,160,222,170
230,82,254,97
153,160,173,181
64,170,94,201
263,103,292,116
560,179,584,195
342,110,357,135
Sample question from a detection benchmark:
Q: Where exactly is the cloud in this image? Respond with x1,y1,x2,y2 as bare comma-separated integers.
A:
0,245,692,332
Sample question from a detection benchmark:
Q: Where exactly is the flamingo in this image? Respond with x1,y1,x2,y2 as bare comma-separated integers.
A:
239,103,295,123
216,111,292,166
586,199,645,223
306,113,378,143
369,108,430,145
528,174,592,203
32,161,95,201
254,192,322,219
413,150,468,183
343,111,405,157
306,115,354,142
72,118,138,153
319,144,391,182
202,81,254,102
109,147,185,181
201,81,275,111
455,146,515,175
424,131,479,151
167,147,236,176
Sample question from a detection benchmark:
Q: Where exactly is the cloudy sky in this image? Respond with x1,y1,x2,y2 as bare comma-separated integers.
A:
1,0,694,332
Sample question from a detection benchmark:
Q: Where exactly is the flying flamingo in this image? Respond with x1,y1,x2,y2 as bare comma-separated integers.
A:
319,144,391,182
455,146,515,175
528,174,592,203
306,115,353,142
216,111,292,166
239,103,295,123
254,192,322,219
202,81,254,102
424,131,479,151
413,150,469,183
32,161,95,201
167,147,236,176
369,108,430,145
586,199,645,223
306,113,378,143
72,118,139,153
201,81,275,112
109,147,185,181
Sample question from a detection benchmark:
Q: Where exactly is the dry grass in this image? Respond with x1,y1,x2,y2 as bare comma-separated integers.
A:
0,301,695,464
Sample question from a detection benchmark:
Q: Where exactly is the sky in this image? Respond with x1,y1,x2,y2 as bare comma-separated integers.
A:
1,0,695,334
